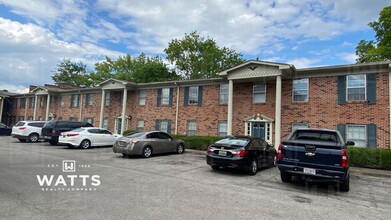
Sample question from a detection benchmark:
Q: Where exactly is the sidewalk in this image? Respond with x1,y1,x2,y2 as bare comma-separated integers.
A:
186,149,391,178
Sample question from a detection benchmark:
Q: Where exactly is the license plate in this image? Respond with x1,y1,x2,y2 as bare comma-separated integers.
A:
303,168,316,175
218,151,227,156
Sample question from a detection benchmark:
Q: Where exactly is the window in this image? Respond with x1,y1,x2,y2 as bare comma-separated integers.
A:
292,123,308,132
39,96,45,107
20,98,26,109
189,86,199,104
219,84,228,104
218,121,228,137
29,97,35,109
105,92,110,106
83,117,94,125
139,90,146,105
85,94,93,107
12,99,17,108
50,96,55,107
71,94,80,108
347,125,366,147
28,116,33,120
137,120,144,132
69,117,78,122
253,83,266,103
187,121,197,136
293,79,308,102
18,116,24,121
161,88,170,105
60,95,65,107
347,75,366,101
156,120,171,133
102,118,108,129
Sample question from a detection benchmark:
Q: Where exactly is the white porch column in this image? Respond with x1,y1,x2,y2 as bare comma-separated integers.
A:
121,88,127,135
45,94,50,121
275,75,282,148
33,95,38,120
0,97,4,123
227,79,234,135
99,90,106,128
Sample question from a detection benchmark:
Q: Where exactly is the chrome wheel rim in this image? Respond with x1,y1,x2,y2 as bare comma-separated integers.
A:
177,145,184,153
251,161,257,173
30,135,38,142
273,156,277,166
81,141,90,149
144,148,152,157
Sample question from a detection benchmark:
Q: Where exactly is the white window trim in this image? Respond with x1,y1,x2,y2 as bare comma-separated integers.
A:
137,120,144,131
161,88,170,105
346,75,367,101
219,84,228,105
187,121,197,136
292,78,309,102
189,86,199,105
218,121,228,137
139,90,146,105
253,83,266,104
346,124,367,148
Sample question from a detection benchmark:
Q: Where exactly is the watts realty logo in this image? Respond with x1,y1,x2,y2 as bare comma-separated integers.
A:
36,160,101,192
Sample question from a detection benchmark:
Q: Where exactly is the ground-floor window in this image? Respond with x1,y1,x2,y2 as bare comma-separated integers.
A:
137,120,144,132
69,117,78,122
83,117,94,125
187,121,197,136
346,125,366,147
102,118,108,129
292,123,308,132
28,116,33,120
218,121,227,137
156,120,171,134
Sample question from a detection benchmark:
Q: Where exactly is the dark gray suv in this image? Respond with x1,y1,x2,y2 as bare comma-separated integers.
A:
41,120,93,145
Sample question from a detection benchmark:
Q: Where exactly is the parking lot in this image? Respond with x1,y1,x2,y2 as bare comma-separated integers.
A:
1,136,391,219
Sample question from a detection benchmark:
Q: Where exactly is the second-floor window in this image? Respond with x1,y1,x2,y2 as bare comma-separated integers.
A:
71,94,80,108
161,88,170,105
219,84,228,104
20,98,26,109
293,79,309,102
39,96,45,107
85,94,93,107
347,75,366,101
60,95,65,107
139,90,146,105
28,97,35,109
189,86,199,104
105,92,110,106
253,83,266,103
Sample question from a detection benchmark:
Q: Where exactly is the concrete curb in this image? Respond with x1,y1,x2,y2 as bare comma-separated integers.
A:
186,149,391,178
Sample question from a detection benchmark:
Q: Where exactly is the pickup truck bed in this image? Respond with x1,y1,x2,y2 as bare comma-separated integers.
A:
277,128,352,192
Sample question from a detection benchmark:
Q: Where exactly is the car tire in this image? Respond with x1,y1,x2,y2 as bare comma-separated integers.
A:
142,146,152,158
280,171,292,182
272,155,277,166
248,159,258,175
211,165,220,170
28,133,39,143
340,174,350,192
49,139,58,145
176,144,185,154
18,139,27,142
80,139,91,149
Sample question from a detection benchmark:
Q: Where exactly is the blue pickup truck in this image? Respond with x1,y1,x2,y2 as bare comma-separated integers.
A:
277,128,354,192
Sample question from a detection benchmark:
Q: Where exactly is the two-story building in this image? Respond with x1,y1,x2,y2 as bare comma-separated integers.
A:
1,60,390,148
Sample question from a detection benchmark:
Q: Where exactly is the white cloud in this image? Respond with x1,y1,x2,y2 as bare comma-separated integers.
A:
286,57,321,68
338,53,357,63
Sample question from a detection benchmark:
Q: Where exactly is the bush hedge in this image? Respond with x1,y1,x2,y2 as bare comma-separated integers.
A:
172,135,221,151
347,147,391,170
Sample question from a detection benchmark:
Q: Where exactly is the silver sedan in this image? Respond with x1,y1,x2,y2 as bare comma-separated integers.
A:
113,131,185,158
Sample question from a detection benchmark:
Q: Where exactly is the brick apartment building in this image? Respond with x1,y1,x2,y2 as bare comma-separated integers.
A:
0,60,390,148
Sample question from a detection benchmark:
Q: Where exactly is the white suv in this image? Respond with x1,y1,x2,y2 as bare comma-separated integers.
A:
11,121,46,142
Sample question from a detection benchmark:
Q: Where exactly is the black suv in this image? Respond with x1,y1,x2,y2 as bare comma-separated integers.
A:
41,120,93,145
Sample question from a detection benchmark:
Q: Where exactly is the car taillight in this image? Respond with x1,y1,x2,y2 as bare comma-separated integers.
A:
19,127,26,130
233,150,248,157
277,144,282,160
66,133,79,137
207,148,213,153
341,149,348,167
51,129,55,136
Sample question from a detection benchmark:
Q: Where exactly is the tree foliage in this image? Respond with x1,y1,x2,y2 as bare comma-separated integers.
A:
51,59,91,87
164,31,245,79
356,6,391,63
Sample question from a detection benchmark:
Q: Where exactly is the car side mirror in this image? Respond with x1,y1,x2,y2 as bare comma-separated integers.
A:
346,141,355,146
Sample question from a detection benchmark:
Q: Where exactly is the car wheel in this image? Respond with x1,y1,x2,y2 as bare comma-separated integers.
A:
18,139,27,143
272,155,277,166
211,165,220,170
28,133,39,143
248,159,258,175
80,139,91,149
340,174,350,192
176,144,185,154
142,146,152,158
280,171,292,182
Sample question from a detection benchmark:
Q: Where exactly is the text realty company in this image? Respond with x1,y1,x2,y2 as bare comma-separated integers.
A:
36,160,101,191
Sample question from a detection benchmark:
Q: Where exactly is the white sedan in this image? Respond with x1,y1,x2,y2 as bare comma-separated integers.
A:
59,127,122,149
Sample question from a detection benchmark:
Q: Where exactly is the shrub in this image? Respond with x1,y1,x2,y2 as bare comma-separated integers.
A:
348,147,391,170
172,135,222,150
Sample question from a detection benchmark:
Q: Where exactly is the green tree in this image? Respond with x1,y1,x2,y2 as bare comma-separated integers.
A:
164,31,246,79
51,59,91,87
90,53,179,84
356,6,391,63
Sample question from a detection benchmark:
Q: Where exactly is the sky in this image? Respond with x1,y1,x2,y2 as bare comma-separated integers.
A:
0,0,389,93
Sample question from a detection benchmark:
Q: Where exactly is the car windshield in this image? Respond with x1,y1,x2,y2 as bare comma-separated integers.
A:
126,132,145,138
215,138,249,146
71,128,84,132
